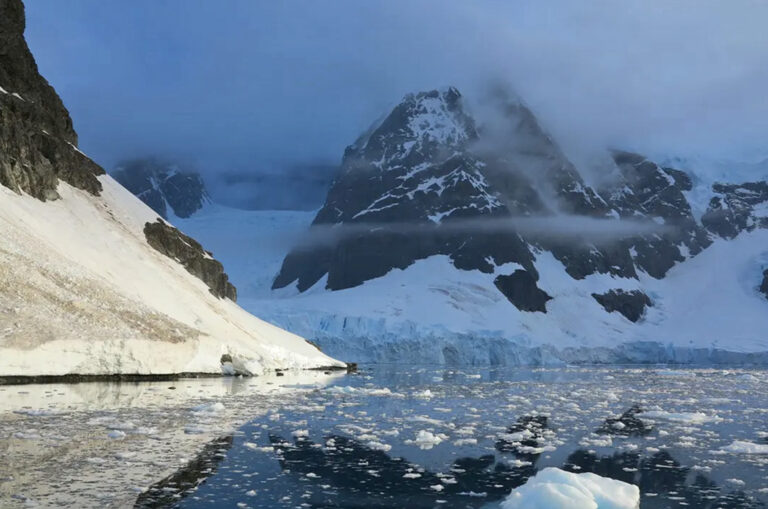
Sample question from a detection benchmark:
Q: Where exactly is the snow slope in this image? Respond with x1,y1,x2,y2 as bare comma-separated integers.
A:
176,207,768,366
0,177,344,376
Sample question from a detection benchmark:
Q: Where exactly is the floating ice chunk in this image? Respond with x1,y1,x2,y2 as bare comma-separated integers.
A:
107,430,126,440
453,438,477,446
640,410,720,424
414,389,434,399
501,467,640,509
405,430,447,450
292,429,309,438
191,402,225,414
366,441,392,452
243,442,273,452
720,440,768,454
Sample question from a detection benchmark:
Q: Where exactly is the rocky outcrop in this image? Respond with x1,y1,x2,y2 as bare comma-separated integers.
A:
112,158,209,218
760,269,768,300
144,220,236,300
702,181,768,239
592,289,651,322
494,270,552,313
607,151,711,278
0,0,103,200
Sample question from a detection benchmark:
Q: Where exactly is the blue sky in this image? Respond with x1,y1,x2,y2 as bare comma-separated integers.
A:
24,0,768,177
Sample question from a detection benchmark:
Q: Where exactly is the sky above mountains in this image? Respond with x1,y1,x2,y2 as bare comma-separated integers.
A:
24,0,768,178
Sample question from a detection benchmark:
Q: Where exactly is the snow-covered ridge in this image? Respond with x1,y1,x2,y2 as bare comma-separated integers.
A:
0,177,344,376
176,207,768,366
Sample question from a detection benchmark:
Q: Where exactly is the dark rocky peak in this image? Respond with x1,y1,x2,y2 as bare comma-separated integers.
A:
0,0,104,200
478,93,609,218
274,87,539,292
702,181,768,239
112,158,210,219
346,87,477,173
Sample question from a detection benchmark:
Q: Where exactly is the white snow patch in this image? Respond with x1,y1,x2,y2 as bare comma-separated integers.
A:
720,440,768,454
405,430,447,450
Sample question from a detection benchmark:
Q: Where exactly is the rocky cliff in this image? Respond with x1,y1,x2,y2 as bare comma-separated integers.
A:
0,0,103,200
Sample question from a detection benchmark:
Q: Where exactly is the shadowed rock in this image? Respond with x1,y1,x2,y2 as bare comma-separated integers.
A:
144,220,236,300
494,270,552,313
112,158,209,219
0,0,104,200
592,289,652,322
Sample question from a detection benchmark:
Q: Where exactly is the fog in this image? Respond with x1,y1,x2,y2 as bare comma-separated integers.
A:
285,215,672,252
24,0,768,189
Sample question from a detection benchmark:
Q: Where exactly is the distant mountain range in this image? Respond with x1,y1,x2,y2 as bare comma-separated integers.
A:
168,87,768,365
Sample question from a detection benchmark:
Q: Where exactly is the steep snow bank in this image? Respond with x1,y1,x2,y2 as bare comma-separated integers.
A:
0,178,343,376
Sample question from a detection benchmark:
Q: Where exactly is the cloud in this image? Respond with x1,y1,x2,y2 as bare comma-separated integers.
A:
22,0,768,178
289,215,672,251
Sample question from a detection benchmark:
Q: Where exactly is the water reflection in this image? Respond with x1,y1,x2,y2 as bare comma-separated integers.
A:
145,407,765,508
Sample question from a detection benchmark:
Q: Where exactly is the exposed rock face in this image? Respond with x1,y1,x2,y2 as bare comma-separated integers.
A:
112,158,209,218
702,181,768,239
144,220,237,301
760,269,768,300
494,270,552,313
0,0,103,200
273,84,768,325
273,88,536,292
606,151,711,278
592,289,652,323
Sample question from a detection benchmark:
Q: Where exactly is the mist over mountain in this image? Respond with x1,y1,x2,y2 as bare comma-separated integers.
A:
22,0,768,187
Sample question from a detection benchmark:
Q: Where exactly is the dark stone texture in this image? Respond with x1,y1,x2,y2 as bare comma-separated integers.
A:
144,220,237,301
702,181,768,239
494,270,552,313
607,151,711,279
112,158,209,218
272,86,752,299
592,289,652,322
760,269,768,299
273,88,538,292
0,0,104,200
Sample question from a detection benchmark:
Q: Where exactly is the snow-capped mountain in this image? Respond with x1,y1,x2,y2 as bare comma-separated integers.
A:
0,0,343,377
112,87,768,366
112,158,210,219
273,87,716,306
252,86,768,364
